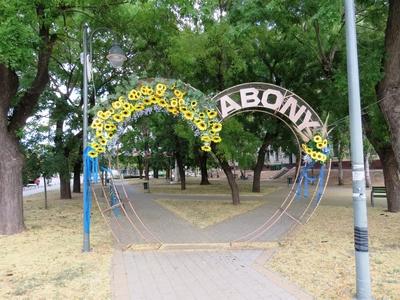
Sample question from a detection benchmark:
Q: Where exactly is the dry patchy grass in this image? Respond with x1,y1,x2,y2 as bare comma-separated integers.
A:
156,198,266,228
267,206,400,299
127,177,279,196
0,191,112,299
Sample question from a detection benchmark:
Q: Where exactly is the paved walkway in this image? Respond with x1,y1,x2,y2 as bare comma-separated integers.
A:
108,180,384,300
108,182,318,300
112,249,312,300
109,183,300,245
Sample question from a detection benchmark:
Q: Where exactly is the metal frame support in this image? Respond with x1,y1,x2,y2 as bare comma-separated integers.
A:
82,23,90,252
344,0,372,298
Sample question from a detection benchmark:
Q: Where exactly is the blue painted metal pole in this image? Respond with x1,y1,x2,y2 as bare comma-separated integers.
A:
344,1,372,298
82,23,91,252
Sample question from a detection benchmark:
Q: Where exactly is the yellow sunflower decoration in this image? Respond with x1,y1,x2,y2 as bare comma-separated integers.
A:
88,79,224,157
301,132,330,164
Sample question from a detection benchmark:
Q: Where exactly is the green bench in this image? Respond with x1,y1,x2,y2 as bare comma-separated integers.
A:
370,186,386,207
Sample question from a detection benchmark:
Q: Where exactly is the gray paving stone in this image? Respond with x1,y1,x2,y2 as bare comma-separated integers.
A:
112,249,312,300
109,184,313,300
108,182,302,245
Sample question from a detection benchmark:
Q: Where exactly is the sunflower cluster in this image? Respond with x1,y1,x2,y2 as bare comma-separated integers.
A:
301,134,329,164
88,81,222,157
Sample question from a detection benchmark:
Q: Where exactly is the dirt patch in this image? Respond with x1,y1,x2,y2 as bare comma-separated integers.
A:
156,198,266,228
266,206,400,299
0,191,112,299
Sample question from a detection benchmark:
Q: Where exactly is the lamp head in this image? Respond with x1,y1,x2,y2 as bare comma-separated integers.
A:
106,43,127,68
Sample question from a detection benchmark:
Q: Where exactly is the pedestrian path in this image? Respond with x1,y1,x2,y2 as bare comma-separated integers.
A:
111,249,312,300
109,183,299,245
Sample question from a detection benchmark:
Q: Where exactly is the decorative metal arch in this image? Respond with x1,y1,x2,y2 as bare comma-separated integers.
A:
212,82,331,242
87,81,331,246
87,78,223,157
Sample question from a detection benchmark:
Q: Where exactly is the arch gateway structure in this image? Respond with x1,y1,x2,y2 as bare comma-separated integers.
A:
85,79,331,245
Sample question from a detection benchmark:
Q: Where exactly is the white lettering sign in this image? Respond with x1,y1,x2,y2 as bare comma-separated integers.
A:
260,89,283,110
216,85,322,138
219,95,242,118
240,88,260,108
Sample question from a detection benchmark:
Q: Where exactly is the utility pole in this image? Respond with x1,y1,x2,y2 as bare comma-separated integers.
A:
344,0,372,298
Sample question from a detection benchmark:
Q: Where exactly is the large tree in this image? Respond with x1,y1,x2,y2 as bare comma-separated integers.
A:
0,3,56,234
0,1,130,235
373,0,400,211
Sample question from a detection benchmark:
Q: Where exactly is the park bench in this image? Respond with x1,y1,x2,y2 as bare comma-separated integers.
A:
370,186,386,207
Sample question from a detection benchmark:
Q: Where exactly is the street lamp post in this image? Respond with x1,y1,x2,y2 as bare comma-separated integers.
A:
344,1,372,298
81,23,127,252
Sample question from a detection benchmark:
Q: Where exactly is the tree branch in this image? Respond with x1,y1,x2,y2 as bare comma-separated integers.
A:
8,5,57,134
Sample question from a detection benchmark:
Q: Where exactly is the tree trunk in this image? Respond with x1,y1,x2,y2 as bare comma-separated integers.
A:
378,146,400,212
338,157,344,186
289,153,293,165
144,158,150,181
199,151,210,185
72,157,81,193
252,132,270,192
364,152,371,188
59,173,71,199
43,175,48,209
153,168,159,179
335,140,344,186
176,152,186,190
212,145,240,205
220,158,240,205
377,0,400,172
364,111,400,212
0,133,25,234
0,9,56,235
54,118,72,199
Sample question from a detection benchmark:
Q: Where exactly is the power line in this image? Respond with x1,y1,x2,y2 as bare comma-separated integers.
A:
328,91,399,128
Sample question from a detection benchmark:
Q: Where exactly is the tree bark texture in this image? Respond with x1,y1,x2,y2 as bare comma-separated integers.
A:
364,111,400,212
377,146,400,212
377,0,400,172
0,9,55,234
212,145,240,205
335,140,344,185
60,173,72,199
252,132,270,192
176,152,186,190
153,168,159,179
43,175,48,209
0,132,25,234
338,157,344,186
54,118,72,199
144,158,150,181
364,152,371,188
73,157,81,193
199,151,210,185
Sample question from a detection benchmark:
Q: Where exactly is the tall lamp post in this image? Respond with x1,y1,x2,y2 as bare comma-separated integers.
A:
344,1,372,298
81,23,127,252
